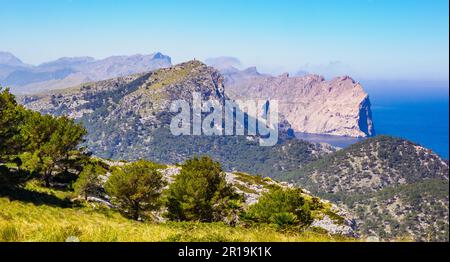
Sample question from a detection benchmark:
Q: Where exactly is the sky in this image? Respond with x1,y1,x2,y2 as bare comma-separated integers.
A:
1,0,449,84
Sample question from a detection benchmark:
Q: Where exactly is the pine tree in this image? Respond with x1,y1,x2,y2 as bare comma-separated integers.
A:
74,163,105,200
166,156,239,222
0,86,25,162
105,160,166,220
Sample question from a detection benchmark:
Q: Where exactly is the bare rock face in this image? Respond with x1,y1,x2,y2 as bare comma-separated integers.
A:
224,69,375,137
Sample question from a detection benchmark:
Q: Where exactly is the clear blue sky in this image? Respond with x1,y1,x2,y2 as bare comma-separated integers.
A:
1,0,448,82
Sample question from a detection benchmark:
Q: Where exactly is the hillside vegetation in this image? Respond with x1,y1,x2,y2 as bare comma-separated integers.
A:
284,136,449,241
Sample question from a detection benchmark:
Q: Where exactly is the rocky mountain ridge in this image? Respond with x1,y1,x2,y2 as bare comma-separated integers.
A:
0,51,172,94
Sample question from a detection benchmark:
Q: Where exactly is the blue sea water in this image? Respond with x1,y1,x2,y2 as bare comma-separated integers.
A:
295,87,449,159
371,98,449,159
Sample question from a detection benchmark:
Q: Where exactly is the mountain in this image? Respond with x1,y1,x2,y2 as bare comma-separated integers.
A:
0,51,27,67
220,66,375,138
0,51,172,94
20,60,332,177
37,56,96,69
283,136,449,241
0,52,31,80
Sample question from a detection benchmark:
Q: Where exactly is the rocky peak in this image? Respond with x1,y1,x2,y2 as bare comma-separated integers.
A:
302,74,325,83
334,75,355,83
21,60,226,124
151,52,170,61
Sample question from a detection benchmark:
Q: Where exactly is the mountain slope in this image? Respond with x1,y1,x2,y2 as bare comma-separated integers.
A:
0,52,31,80
0,51,27,67
21,61,331,177
283,136,449,241
12,60,449,242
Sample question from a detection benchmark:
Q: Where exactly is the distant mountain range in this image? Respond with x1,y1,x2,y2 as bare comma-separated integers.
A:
0,51,172,94
3,51,375,138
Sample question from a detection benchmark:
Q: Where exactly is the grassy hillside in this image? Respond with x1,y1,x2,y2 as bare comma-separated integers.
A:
0,181,352,242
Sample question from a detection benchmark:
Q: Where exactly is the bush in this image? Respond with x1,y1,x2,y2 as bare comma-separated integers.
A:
270,212,298,228
166,156,240,222
243,188,313,227
104,160,166,220
73,163,106,199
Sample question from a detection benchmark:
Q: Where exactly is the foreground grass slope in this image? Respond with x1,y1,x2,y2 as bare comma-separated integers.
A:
0,182,351,242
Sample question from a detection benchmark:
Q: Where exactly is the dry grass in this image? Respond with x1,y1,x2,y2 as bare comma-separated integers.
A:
0,181,355,242
0,197,354,242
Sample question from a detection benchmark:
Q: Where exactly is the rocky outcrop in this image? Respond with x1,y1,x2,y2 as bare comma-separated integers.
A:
222,68,375,137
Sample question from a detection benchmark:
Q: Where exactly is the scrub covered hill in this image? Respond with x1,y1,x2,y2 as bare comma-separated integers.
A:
284,136,449,241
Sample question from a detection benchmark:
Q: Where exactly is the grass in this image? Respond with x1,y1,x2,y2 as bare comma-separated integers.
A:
0,182,354,242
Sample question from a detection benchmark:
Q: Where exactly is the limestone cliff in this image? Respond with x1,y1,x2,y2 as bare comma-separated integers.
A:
223,68,375,137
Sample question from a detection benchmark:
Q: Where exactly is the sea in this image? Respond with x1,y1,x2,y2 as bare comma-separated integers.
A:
296,84,449,160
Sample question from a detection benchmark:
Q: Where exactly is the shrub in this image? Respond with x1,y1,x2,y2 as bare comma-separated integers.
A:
166,156,240,222
104,160,166,220
73,163,106,199
243,188,313,227
270,212,298,228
